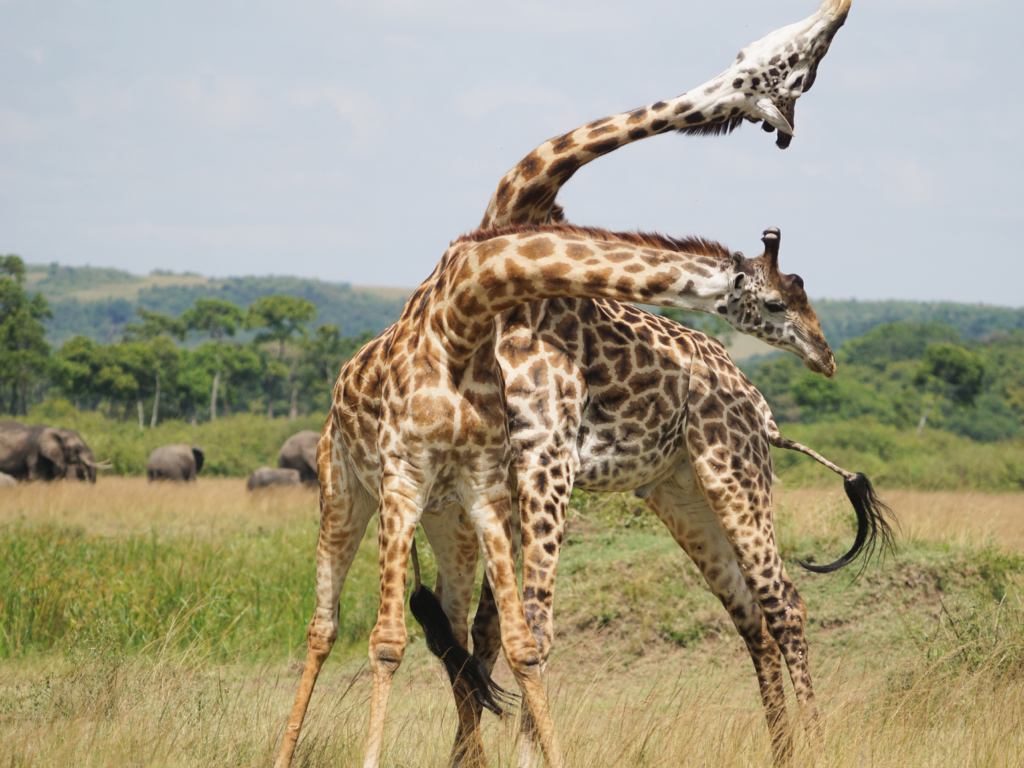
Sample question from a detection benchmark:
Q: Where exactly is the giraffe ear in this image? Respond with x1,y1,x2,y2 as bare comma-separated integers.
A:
754,99,794,137
733,274,745,292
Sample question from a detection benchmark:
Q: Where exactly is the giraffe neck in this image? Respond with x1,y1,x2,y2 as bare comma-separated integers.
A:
481,83,747,230
423,225,737,361
480,0,854,230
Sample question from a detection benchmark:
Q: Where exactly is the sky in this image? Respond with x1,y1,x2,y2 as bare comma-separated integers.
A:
1,0,1021,305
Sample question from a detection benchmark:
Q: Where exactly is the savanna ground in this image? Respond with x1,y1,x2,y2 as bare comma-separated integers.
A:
1,478,1022,767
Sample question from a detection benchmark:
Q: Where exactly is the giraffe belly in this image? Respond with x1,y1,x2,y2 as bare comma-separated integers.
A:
574,429,686,494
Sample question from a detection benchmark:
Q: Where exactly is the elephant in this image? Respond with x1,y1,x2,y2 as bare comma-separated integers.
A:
247,466,301,490
277,430,318,484
0,472,16,488
147,444,204,481
0,421,104,482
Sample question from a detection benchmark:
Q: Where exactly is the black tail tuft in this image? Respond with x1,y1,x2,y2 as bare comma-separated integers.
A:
798,473,898,575
409,584,518,717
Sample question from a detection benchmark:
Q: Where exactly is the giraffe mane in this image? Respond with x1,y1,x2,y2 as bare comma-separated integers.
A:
674,115,746,138
457,223,734,261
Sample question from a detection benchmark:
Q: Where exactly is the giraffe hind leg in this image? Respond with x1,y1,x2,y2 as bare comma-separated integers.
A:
419,505,518,768
644,475,793,765
687,448,823,762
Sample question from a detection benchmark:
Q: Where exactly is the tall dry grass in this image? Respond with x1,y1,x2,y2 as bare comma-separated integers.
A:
1,479,1023,766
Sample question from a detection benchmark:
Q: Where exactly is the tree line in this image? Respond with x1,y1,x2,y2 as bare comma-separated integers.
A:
1,255,373,424
748,321,1024,443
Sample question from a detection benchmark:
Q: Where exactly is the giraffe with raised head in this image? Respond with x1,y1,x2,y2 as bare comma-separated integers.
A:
273,2,854,765
480,0,852,230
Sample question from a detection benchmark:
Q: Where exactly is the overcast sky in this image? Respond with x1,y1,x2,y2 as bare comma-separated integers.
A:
2,0,1021,305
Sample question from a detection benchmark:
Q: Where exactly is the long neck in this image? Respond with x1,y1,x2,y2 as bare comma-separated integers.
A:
480,82,745,230
480,0,853,230
427,227,735,360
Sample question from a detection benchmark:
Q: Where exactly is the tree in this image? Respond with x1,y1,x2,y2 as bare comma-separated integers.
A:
122,308,187,342
0,255,52,414
297,326,374,412
913,343,985,435
243,295,317,418
121,308,187,427
182,298,244,420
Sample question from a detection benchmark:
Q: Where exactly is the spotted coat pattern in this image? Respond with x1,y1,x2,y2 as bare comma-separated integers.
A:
273,3,852,767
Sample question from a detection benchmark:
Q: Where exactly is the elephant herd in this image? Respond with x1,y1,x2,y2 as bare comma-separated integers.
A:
0,421,107,484
0,420,319,490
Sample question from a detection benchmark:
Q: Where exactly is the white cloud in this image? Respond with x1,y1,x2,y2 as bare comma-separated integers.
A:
288,84,383,143
172,71,269,130
454,84,568,122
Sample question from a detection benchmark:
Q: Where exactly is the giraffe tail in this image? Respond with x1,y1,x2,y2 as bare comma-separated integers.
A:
769,435,898,575
408,541,518,717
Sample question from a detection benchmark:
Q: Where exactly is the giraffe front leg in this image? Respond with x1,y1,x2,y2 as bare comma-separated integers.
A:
274,455,376,768
363,471,424,768
420,503,487,768
465,480,564,768
643,477,792,765
513,456,572,768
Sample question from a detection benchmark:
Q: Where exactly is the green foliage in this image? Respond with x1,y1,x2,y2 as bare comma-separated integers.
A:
25,263,408,346
841,322,962,368
914,344,986,407
180,297,244,341
121,308,187,342
0,255,53,415
811,299,1024,348
750,322,1024,443
769,422,1024,490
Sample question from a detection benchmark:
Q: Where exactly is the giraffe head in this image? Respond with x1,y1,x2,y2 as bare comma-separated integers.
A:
716,227,835,377
725,0,852,148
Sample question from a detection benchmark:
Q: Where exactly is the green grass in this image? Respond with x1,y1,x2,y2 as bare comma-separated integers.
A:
772,421,1024,491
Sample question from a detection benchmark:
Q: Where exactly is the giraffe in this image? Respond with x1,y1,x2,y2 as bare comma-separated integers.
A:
274,2,852,765
273,222,834,768
463,282,894,767
480,0,852,230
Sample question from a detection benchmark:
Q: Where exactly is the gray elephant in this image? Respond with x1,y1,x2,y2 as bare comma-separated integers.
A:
277,430,318,484
147,444,204,481
247,466,301,490
0,421,104,482
0,472,16,488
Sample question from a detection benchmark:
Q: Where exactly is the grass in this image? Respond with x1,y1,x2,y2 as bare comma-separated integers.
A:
1,479,1023,766
771,421,1024,492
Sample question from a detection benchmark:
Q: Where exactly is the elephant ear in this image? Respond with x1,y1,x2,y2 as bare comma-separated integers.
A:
191,446,204,474
301,443,318,472
38,429,67,477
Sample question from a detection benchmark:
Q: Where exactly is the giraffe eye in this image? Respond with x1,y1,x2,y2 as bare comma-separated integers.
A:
765,301,786,313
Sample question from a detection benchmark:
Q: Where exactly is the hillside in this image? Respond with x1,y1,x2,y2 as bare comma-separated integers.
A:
23,263,1024,351
24,263,411,345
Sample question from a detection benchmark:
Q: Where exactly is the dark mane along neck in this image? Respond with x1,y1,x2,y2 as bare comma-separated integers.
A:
456,223,733,261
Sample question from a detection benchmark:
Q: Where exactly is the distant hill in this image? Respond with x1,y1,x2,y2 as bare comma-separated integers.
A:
24,263,1024,349
25,263,411,345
